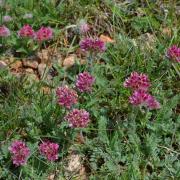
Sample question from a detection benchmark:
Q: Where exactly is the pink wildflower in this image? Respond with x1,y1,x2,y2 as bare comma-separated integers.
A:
9,140,30,166
167,45,180,63
18,24,35,38
39,141,59,161
35,27,53,42
3,15,12,22
65,109,90,128
124,72,151,91
80,37,106,52
146,95,161,110
79,20,90,34
129,90,160,110
76,71,95,92
56,86,78,109
0,25,10,37
129,90,150,106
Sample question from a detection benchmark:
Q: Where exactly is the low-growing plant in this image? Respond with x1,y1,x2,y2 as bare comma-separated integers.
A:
0,0,179,179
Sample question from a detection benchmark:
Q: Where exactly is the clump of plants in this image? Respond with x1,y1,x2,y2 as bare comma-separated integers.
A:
0,0,179,179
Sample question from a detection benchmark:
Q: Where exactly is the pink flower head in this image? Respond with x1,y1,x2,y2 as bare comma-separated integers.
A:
129,90,150,106
76,72,95,92
146,95,161,110
39,141,59,161
79,20,90,34
80,37,106,53
18,24,35,38
65,109,90,128
56,86,78,109
124,72,151,91
35,27,53,42
129,90,160,110
3,15,12,22
8,140,30,166
167,45,180,63
0,26,10,37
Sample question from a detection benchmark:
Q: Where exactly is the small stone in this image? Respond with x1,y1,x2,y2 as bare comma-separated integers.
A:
0,60,7,69
23,59,38,69
25,73,39,82
137,33,156,51
10,60,22,70
63,55,76,68
11,72,22,78
37,49,50,64
162,27,172,37
25,68,34,73
47,174,55,180
38,63,48,78
100,34,115,43
79,59,86,65
78,166,87,180
67,154,81,172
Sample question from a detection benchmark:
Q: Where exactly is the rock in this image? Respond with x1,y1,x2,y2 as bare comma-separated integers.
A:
137,33,156,51
100,34,115,43
25,73,39,83
79,59,86,65
25,68,34,74
162,27,172,37
79,166,87,180
0,60,7,69
23,59,38,69
65,153,87,180
38,63,48,78
37,49,50,64
11,72,22,79
63,54,76,68
47,174,55,180
67,154,81,172
10,60,22,70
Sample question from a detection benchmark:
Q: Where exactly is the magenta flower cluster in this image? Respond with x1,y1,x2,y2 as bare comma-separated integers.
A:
39,141,59,161
124,72,151,91
9,140,59,166
56,72,95,128
0,25,11,37
35,26,53,42
76,71,95,92
8,140,30,166
0,23,53,42
18,24,35,38
124,72,160,110
56,86,78,109
65,109,90,128
129,90,160,109
18,24,53,42
80,37,106,53
167,45,180,63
